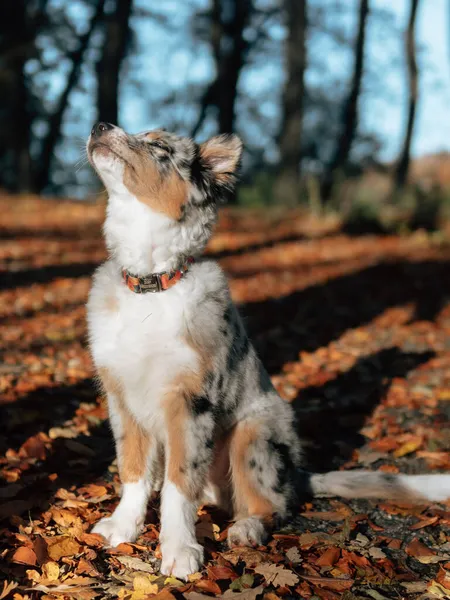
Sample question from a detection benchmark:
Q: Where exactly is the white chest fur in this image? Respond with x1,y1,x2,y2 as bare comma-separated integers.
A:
87,261,198,431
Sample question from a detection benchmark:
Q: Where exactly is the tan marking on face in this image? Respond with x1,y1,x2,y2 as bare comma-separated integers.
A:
123,152,188,220
230,422,275,518
98,367,151,483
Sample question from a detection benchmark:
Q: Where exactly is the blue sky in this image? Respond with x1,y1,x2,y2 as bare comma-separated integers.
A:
119,0,450,162
368,0,450,159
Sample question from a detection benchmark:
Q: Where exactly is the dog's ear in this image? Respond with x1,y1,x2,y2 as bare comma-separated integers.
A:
199,134,242,186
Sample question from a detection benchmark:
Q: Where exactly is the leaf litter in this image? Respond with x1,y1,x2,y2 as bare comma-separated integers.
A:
2,196,450,598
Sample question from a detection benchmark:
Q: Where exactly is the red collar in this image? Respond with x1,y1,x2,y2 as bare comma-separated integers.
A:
122,257,194,294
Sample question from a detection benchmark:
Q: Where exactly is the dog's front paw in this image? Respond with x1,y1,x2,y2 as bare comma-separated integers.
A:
227,517,267,548
92,515,142,547
160,543,204,580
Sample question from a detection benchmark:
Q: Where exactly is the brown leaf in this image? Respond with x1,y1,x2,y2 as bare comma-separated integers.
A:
12,546,37,566
221,548,269,567
194,579,222,595
221,585,265,600
410,515,439,530
285,547,301,564
116,555,154,573
436,566,450,590
207,565,238,581
254,563,299,587
33,536,49,565
301,575,354,592
316,547,340,567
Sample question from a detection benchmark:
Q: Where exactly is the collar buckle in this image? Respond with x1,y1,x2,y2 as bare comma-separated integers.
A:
122,258,194,294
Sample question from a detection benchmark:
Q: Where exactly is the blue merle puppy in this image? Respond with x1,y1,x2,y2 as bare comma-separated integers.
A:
85,122,450,580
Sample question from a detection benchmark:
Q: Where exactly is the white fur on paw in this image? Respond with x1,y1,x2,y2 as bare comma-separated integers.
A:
92,516,141,547
160,543,204,580
227,517,267,548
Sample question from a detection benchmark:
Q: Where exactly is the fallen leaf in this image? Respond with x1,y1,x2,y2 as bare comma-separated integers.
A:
393,437,423,458
285,547,301,564
42,561,60,581
229,574,255,591
254,563,299,587
406,538,450,564
316,547,340,567
47,536,81,560
163,576,184,587
193,579,222,595
207,565,238,581
0,581,18,599
116,555,155,573
301,575,354,592
12,547,37,566
221,585,265,600
428,581,450,598
221,548,268,566
133,574,159,595
410,515,439,530
368,546,386,560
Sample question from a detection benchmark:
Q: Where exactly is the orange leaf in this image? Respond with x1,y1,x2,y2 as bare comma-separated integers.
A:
207,565,238,581
410,516,439,530
194,579,222,594
316,547,340,567
47,536,81,560
12,547,37,566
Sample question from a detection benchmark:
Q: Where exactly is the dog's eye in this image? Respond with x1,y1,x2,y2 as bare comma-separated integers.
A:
149,140,170,153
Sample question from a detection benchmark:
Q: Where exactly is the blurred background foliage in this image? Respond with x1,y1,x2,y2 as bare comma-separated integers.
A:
0,0,449,231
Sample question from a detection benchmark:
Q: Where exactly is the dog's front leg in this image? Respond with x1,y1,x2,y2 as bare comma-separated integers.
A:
159,378,215,580
92,372,160,546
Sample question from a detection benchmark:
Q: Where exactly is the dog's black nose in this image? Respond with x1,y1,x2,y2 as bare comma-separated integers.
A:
91,122,114,137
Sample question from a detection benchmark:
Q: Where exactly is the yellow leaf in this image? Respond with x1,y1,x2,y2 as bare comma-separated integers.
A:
42,561,60,581
428,581,450,598
133,574,159,594
0,581,18,600
47,536,81,560
25,570,41,584
394,439,422,458
163,577,184,587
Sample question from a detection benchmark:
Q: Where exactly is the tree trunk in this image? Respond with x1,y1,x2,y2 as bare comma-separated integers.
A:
216,0,251,134
322,0,369,202
35,0,106,192
273,0,307,206
191,0,251,137
96,0,133,126
395,0,420,189
0,0,35,191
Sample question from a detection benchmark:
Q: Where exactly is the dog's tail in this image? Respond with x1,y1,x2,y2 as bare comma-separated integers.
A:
308,470,450,504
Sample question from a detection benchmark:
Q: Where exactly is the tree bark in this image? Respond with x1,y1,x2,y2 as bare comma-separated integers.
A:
35,0,106,192
322,0,369,202
273,0,307,206
191,0,251,137
0,0,37,191
96,0,133,126
395,0,420,189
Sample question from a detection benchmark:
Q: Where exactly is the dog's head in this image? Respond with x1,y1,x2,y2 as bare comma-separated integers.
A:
87,123,242,222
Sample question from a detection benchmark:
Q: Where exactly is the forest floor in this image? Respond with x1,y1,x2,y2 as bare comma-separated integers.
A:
2,194,450,600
